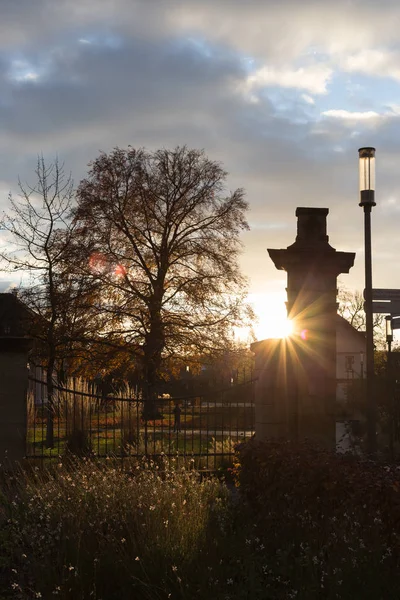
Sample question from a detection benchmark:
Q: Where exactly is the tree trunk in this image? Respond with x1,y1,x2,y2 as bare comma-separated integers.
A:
142,308,164,421
45,356,56,448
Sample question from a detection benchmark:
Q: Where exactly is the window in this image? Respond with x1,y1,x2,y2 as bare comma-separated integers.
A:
345,355,354,373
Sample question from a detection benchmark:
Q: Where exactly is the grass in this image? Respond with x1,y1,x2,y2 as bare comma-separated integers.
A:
24,434,237,473
3,442,400,599
0,459,232,599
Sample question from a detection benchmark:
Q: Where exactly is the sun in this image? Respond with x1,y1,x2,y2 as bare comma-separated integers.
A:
250,292,293,341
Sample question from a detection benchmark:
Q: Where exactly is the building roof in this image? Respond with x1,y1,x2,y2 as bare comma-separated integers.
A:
335,314,366,341
0,292,37,337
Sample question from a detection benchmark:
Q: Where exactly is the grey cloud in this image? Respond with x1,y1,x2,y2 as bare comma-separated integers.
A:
0,0,399,297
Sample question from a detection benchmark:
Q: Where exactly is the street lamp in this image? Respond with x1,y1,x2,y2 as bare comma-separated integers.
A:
359,147,376,455
386,315,394,457
386,315,393,354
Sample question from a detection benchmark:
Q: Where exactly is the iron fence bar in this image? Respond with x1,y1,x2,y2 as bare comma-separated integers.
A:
144,420,148,456
32,379,36,458
206,394,209,471
136,397,140,457
198,396,202,469
105,395,108,456
190,398,195,456
159,398,162,458
153,403,156,458
41,377,45,458
57,386,60,456
113,398,116,453
228,386,232,456
65,386,69,457
97,395,100,456
73,378,76,453
214,395,218,471
89,385,93,457
26,374,257,466
144,382,148,456
81,386,84,453
183,400,187,458
236,381,239,446
120,399,124,459
221,388,225,469
174,402,180,458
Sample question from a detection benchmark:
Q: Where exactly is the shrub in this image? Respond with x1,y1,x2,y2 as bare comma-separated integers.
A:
233,439,400,598
0,459,227,599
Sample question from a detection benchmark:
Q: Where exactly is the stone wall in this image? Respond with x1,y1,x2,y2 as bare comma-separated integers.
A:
0,338,32,464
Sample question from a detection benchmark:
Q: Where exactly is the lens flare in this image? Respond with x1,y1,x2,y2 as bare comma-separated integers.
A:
114,264,127,277
89,252,108,273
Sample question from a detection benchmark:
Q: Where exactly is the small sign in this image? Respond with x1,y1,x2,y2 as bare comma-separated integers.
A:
370,289,400,301
369,300,400,314
392,318,400,330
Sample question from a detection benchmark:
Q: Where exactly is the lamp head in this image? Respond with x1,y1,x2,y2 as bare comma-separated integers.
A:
386,315,393,344
359,147,376,207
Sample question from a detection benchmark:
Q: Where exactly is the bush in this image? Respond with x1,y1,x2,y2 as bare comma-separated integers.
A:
233,439,400,598
0,459,227,599
5,444,400,599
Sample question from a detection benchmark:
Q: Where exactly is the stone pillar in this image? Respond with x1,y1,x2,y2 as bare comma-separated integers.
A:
0,337,32,464
254,207,355,449
252,339,287,440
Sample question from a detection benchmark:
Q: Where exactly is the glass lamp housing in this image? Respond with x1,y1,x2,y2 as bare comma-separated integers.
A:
386,315,393,344
359,147,376,207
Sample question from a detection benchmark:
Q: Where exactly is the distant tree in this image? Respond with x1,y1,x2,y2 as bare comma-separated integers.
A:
0,157,100,446
72,146,253,418
337,285,385,349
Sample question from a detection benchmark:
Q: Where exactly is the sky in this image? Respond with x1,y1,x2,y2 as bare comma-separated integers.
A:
1,0,400,340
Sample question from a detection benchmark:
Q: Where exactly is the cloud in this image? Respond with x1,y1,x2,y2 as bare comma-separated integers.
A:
302,94,315,105
242,64,333,97
1,0,400,301
339,49,400,80
322,109,383,120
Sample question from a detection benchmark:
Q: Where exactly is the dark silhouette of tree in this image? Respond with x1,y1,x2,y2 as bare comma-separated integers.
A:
0,157,100,446
72,146,253,418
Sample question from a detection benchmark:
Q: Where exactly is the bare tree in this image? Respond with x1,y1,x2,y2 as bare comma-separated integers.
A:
337,285,385,348
0,157,99,446
72,146,254,418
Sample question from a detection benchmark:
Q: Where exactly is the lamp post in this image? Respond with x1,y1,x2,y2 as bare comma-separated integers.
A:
386,315,394,458
386,315,393,354
359,147,376,455
360,351,364,380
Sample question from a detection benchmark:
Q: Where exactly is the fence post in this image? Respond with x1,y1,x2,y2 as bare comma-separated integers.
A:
0,336,33,465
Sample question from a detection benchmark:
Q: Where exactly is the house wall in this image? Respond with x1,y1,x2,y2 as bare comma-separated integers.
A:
335,319,366,453
336,323,366,401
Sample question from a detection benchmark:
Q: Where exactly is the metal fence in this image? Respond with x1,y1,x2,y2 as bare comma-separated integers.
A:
26,374,256,470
